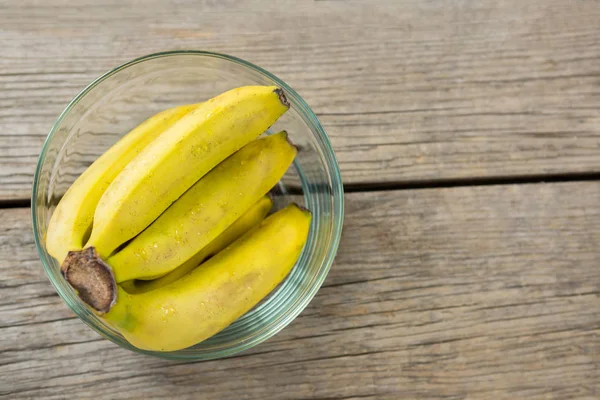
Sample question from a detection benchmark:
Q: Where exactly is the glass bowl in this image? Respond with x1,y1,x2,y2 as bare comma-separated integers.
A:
31,51,344,360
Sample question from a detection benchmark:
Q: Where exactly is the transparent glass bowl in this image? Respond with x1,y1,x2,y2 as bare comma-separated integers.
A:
31,51,344,360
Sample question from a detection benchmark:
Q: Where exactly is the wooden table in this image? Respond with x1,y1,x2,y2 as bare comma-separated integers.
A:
2,1,599,398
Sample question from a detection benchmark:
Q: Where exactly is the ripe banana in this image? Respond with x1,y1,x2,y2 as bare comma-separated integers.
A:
85,86,289,259
104,204,311,352
107,131,296,283
120,195,272,294
46,104,197,263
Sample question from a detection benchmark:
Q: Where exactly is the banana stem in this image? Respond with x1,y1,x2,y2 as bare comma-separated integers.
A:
61,247,117,313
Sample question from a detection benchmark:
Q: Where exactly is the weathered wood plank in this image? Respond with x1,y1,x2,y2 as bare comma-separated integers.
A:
2,0,600,199
2,182,600,398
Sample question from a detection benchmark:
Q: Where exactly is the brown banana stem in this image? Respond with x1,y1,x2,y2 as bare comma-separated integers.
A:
61,247,117,313
274,88,290,108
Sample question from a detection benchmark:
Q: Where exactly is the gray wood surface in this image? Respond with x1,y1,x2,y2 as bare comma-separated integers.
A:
2,0,600,199
3,0,600,398
3,182,600,398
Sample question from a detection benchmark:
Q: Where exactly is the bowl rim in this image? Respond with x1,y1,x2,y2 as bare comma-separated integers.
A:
31,50,345,360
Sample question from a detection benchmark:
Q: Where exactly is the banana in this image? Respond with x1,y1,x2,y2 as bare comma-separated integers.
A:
104,204,311,352
107,131,296,283
85,86,289,259
120,195,272,294
46,104,197,263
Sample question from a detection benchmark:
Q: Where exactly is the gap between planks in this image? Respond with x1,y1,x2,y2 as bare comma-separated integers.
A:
7,171,600,209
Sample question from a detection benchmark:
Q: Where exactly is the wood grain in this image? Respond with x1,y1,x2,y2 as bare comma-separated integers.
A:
2,182,600,399
2,0,600,199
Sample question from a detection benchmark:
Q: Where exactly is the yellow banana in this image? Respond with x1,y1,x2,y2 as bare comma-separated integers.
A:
104,204,311,352
86,86,289,259
46,104,197,263
107,132,296,283
120,195,272,294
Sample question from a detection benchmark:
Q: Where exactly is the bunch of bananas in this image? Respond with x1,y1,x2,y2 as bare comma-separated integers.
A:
47,86,311,352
